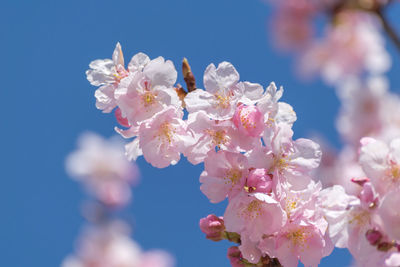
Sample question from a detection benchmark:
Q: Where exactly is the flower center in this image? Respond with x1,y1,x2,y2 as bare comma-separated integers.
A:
274,155,289,172
214,92,231,109
205,129,228,147
113,66,129,82
157,122,175,144
349,209,369,226
224,169,242,186
287,227,309,247
389,164,400,181
239,200,262,219
285,197,298,218
239,110,256,129
142,92,156,107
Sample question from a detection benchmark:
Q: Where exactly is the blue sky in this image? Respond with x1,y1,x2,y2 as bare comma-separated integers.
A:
1,0,400,266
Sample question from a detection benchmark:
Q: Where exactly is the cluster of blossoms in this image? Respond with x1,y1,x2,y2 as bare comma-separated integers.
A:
86,43,338,266
316,76,400,193
312,75,400,266
269,0,392,84
63,133,174,267
76,1,400,266
266,1,400,264
320,137,400,266
267,1,400,266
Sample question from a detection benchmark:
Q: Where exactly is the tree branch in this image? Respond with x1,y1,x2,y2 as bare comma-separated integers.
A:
376,8,400,52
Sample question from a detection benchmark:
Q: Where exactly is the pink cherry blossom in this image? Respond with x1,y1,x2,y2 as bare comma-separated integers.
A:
224,191,286,243
139,107,192,168
245,168,273,194
257,82,297,131
260,220,333,267
200,150,249,203
184,62,263,120
256,123,321,190
233,104,264,137
115,55,180,127
359,138,400,195
86,43,131,113
184,111,236,164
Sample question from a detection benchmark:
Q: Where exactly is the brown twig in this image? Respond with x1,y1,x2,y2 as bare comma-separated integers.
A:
182,58,197,93
376,8,400,53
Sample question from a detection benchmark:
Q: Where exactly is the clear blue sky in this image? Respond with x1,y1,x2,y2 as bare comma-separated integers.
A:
1,0,400,266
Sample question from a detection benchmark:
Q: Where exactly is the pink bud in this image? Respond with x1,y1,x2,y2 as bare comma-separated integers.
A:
199,214,225,242
246,168,273,194
233,104,264,137
115,108,130,127
351,176,370,187
365,228,383,246
227,246,244,267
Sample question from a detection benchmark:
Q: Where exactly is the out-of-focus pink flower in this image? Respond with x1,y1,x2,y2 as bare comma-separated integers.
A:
336,76,400,146
61,221,174,267
299,11,391,84
270,0,315,51
139,251,175,267
314,143,365,196
199,214,225,241
66,133,139,206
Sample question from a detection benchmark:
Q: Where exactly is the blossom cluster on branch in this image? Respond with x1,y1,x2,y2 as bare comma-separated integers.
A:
79,1,400,264
85,43,338,266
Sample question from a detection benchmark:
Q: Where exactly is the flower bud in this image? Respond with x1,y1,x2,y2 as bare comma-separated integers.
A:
351,177,369,187
199,214,225,241
233,104,264,137
227,246,244,267
245,168,273,194
115,108,130,127
365,228,382,246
